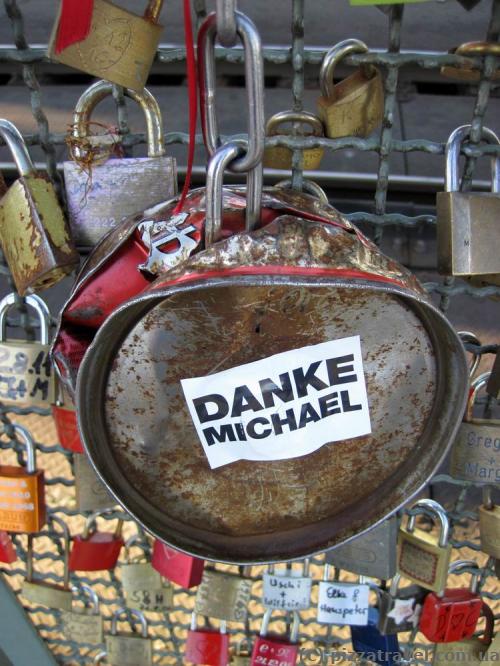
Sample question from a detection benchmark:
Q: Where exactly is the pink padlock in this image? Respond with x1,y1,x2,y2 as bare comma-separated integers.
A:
185,613,229,666
251,610,300,666
151,540,204,588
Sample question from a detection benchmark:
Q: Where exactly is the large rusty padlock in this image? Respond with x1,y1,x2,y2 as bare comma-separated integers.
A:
0,119,78,295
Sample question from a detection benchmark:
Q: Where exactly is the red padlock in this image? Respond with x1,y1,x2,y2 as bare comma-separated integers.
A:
0,530,16,563
151,540,204,588
69,509,124,572
185,613,229,666
251,609,300,666
52,393,83,453
419,559,484,643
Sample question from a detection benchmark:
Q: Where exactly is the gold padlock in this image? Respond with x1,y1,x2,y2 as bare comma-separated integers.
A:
60,583,103,645
121,535,173,612
263,110,325,170
441,42,500,82
105,607,152,666
0,120,78,295
397,498,452,594
195,569,252,622
317,38,384,139
479,487,500,559
48,0,164,92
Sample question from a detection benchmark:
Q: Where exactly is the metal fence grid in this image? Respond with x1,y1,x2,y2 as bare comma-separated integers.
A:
0,0,499,663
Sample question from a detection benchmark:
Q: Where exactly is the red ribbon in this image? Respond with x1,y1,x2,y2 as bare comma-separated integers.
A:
54,0,94,54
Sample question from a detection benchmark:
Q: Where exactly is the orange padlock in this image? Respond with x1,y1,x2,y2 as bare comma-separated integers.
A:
0,425,46,533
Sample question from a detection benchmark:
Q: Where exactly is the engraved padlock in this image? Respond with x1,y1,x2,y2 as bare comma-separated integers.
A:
48,0,164,91
0,293,56,407
195,569,252,622
105,607,152,666
377,573,426,635
440,42,500,82
0,424,46,533
0,119,78,295
251,609,300,666
64,79,177,248
61,583,103,645
22,515,72,610
437,125,500,279
151,539,204,588
121,535,173,612
262,560,312,611
397,499,452,594
69,509,124,571
74,453,114,512
263,111,324,170
479,487,500,558
450,372,500,484
317,39,384,138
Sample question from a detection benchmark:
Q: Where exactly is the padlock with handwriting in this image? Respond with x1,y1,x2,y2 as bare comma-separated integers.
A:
317,564,370,626
195,569,252,623
262,560,312,611
121,535,173,612
251,609,300,666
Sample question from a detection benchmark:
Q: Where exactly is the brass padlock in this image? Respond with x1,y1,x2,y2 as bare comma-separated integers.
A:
263,110,324,170
437,124,500,278
105,607,152,666
479,487,500,558
74,454,114,512
64,80,177,248
231,638,252,665
48,0,164,92
397,498,452,594
441,42,500,82
22,515,73,610
195,569,252,622
450,372,500,484
0,293,56,407
317,38,384,138
60,583,103,644
121,535,173,612
0,120,78,295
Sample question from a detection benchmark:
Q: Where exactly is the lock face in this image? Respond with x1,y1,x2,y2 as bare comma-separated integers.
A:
185,629,230,666
195,570,252,622
397,526,451,593
22,581,73,610
317,580,370,626
61,610,103,644
250,637,298,666
69,532,123,571
122,563,173,612
351,608,401,666
479,505,500,558
0,464,45,533
450,421,500,484
0,530,16,563
419,590,483,643
105,634,152,666
151,540,204,587
74,454,114,512
53,404,83,453
262,571,312,611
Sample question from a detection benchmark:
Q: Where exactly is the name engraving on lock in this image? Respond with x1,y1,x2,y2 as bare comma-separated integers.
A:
0,476,38,532
61,611,103,643
317,582,369,626
451,423,500,483
398,542,438,585
79,10,132,71
0,344,54,405
263,574,312,611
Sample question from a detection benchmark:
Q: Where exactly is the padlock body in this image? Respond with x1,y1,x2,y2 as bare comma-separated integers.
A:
105,633,152,666
48,0,163,91
450,420,500,484
74,454,114,511
122,562,173,611
0,340,56,407
22,581,73,610
53,404,83,452
0,530,16,563
437,192,500,276
397,526,451,593
377,585,425,634
61,610,103,644
251,636,298,666
195,570,252,622
69,532,123,571
151,540,204,587
0,466,45,533
0,175,78,295
419,589,482,643
263,144,324,171
351,610,401,666
479,505,500,558
432,638,487,666
64,156,177,248
317,69,384,139
185,629,230,666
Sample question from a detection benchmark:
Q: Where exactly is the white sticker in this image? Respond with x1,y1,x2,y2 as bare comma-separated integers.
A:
317,582,370,626
387,599,422,627
181,335,371,469
263,573,312,611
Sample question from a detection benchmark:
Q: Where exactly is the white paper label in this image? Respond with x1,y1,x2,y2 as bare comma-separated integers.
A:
317,582,369,626
263,573,312,611
181,336,371,469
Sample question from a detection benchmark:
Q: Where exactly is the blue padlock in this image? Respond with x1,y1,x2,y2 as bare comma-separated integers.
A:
351,608,401,666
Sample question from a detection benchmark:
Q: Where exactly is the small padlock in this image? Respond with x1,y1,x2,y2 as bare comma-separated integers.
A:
450,372,500,484
151,539,204,587
52,383,82,453
231,639,252,666
440,42,500,82
0,119,78,295
69,509,124,571
74,454,114,512
432,600,494,665
351,607,401,666
377,573,426,635
0,529,16,563
437,124,500,278
48,0,164,91
121,535,173,612
419,559,485,643
325,516,398,580
64,79,177,248
262,560,312,612
317,38,384,139
195,569,252,623
397,499,452,594
0,424,46,533
317,565,370,626
479,487,500,559
185,612,230,666
251,609,300,666
0,293,56,407
263,110,324,170
60,583,103,644
22,515,72,610
105,607,152,666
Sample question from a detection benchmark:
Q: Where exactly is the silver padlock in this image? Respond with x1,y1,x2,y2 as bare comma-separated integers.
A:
262,560,312,611
105,607,152,666
437,124,500,278
60,583,103,644
121,535,173,612
74,453,114,512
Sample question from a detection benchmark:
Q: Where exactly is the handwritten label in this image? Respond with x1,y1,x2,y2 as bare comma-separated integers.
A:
0,343,55,406
317,582,369,626
263,573,312,611
181,336,371,469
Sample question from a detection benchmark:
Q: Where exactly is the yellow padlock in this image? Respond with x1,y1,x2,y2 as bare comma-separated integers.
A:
263,110,324,170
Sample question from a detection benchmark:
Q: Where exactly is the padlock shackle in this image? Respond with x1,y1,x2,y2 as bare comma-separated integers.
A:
216,0,237,47
319,38,373,100
124,534,150,564
0,119,35,177
478,602,495,645
482,485,495,510
27,514,70,587
143,0,163,23
260,608,300,642
322,563,341,582
72,80,165,158
448,558,481,593
465,371,491,422
458,331,481,379
454,41,500,57
111,606,148,638
266,110,324,138
0,293,51,346
72,582,100,614
275,179,329,206
11,424,37,475
83,509,124,540
445,124,500,193
406,499,450,547
93,651,107,665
